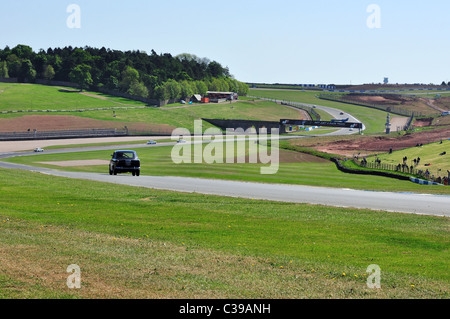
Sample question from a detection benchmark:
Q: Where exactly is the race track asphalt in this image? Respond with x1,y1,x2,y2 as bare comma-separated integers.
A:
0,160,449,217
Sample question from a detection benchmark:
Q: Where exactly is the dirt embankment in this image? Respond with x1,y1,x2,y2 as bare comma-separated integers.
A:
434,96,450,111
0,115,175,133
312,127,450,157
341,94,442,116
344,94,404,105
414,118,434,128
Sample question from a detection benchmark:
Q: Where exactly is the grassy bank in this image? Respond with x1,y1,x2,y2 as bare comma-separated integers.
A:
0,83,148,111
0,168,448,298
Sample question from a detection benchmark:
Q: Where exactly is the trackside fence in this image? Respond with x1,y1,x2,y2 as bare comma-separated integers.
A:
354,159,448,185
0,127,175,141
0,129,128,141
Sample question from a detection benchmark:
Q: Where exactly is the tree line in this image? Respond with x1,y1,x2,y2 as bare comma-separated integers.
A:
0,45,249,100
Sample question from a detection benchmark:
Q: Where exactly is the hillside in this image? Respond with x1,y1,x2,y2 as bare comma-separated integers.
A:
339,93,444,116
0,45,249,102
0,83,303,134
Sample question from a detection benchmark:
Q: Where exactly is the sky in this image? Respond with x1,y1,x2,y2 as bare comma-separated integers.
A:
1,0,449,85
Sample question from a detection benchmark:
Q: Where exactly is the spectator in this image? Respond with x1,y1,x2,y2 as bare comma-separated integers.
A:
361,158,368,166
402,164,408,173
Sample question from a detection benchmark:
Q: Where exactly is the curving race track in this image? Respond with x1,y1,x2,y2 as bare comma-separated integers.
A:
1,105,449,218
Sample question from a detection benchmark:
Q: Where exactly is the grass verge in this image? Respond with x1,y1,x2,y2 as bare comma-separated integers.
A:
0,168,448,299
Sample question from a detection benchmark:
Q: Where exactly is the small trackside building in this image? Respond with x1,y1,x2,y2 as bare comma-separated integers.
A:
207,91,238,103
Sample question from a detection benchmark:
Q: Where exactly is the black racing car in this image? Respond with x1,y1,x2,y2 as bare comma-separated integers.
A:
109,150,141,176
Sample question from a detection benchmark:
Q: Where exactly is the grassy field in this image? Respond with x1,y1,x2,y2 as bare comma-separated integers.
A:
42,138,174,151
287,128,340,136
76,99,302,132
5,143,450,195
0,168,448,299
249,89,398,134
0,83,148,110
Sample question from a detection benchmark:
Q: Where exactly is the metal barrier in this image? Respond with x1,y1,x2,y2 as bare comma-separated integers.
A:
0,128,127,141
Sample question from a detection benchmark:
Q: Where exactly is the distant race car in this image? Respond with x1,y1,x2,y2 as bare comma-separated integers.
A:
34,148,44,152
147,140,157,145
177,139,186,143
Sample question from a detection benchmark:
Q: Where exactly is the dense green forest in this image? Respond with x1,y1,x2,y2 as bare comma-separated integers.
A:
0,44,249,101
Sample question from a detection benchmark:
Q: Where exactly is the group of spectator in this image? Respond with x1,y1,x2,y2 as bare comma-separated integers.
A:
357,151,449,185
416,169,450,185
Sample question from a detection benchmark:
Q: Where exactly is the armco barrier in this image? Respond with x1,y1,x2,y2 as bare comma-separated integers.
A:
410,177,443,186
331,158,410,181
333,158,448,185
0,129,128,141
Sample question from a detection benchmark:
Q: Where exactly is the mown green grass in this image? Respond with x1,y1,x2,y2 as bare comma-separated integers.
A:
287,128,340,136
0,168,448,299
42,139,174,151
249,89,395,134
0,83,147,110
5,143,450,195
77,99,301,132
